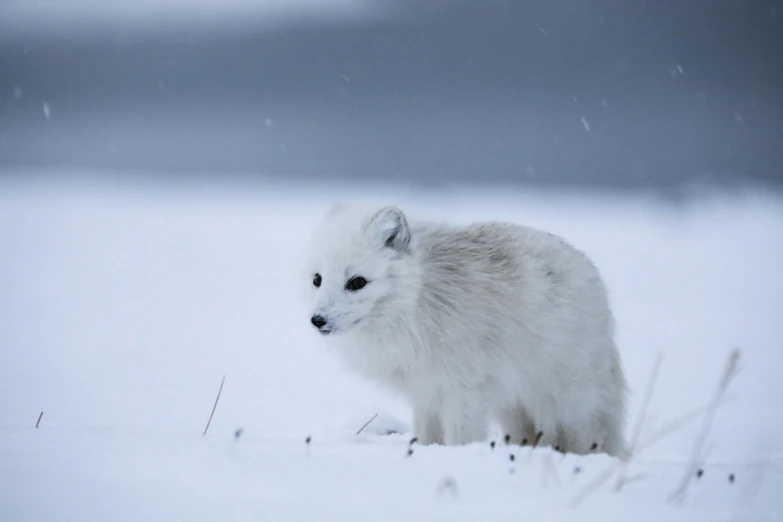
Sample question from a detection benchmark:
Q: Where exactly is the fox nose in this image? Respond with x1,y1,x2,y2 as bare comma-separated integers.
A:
311,315,327,329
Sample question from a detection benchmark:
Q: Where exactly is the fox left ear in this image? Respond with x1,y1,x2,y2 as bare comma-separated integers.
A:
368,206,411,252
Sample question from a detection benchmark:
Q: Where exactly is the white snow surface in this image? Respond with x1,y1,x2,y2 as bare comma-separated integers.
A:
1,175,782,521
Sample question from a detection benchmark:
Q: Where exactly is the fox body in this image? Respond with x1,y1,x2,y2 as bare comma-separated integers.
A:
304,204,627,456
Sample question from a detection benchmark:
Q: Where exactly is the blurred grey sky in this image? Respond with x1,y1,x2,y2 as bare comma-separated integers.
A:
1,0,781,194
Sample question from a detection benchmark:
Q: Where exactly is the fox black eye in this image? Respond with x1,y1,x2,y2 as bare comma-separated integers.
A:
313,273,322,287
345,276,368,292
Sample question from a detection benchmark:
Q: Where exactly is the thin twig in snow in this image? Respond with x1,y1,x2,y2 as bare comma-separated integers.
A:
355,413,379,436
203,375,226,436
570,399,709,508
35,411,43,428
637,396,734,452
570,351,740,509
615,352,664,491
669,348,741,505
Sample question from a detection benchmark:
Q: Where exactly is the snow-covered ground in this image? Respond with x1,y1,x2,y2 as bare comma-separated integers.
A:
1,174,782,521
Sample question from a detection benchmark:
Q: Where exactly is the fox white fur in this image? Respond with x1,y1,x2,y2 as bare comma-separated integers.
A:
304,204,628,456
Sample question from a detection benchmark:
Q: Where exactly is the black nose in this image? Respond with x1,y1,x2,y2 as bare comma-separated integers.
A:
311,315,327,328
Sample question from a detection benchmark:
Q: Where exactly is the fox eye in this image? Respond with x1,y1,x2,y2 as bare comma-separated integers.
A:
313,273,322,287
345,276,368,292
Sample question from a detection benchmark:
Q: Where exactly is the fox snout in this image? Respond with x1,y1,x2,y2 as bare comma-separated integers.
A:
311,314,331,334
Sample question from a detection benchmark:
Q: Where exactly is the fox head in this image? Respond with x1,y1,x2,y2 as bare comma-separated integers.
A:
304,204,417,336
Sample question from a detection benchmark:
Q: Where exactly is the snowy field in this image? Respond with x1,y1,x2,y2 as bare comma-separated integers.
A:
1,174,782,521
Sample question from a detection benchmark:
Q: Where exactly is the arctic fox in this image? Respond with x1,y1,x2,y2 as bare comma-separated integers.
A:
304,204,627,456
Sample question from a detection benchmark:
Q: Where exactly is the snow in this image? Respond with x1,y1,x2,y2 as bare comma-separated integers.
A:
1,175,782,521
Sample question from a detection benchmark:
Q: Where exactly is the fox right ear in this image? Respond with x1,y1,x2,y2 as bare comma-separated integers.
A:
368,206,411,252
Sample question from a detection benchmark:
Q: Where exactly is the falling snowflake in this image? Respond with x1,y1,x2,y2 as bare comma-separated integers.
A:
581,117,591,131
42,102,51,120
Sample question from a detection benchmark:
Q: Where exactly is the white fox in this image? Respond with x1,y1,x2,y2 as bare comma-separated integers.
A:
304,204,627,456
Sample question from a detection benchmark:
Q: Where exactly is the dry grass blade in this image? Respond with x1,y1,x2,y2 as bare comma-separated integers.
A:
355,413,379,436
669,348,741,505
203,375,226,436
571,400,715,508
637,396,735,453
615,352,664,491
570,350,740,509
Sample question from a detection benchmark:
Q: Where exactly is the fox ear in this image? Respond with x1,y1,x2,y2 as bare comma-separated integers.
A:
368,206,411,252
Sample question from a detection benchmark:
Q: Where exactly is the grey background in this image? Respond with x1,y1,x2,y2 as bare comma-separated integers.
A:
1,0,781,194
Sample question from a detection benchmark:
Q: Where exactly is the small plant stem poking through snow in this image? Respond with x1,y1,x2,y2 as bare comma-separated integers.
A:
696,469,703,479
35,411,43,429
234,428,244,440
305,436,311,445
534,431,543,447
406,448,414,457
409,437,418,446
355,413,379,436
570,390,733,509
615,352,664,492
504,434,511,444
203,375,226,436
729,473,735,484
490,440,496,450
669,348,741,505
